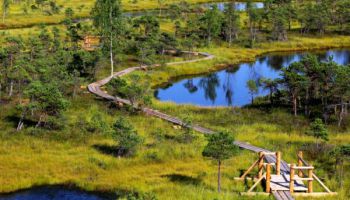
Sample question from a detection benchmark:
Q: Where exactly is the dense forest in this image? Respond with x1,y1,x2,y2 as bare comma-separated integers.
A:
0,0,349,199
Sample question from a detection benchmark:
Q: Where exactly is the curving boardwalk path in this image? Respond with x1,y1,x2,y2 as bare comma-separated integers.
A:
87,51,294,200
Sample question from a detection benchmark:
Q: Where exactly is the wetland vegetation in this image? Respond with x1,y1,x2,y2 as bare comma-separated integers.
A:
0,0,349,199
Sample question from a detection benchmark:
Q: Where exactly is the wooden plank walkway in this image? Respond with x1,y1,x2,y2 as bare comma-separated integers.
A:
270,174,307,191
87,51,295,200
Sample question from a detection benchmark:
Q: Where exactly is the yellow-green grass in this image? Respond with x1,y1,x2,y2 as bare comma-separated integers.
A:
1,94,349,199
0,97,270,200
1,32,350,199
1,0,237,29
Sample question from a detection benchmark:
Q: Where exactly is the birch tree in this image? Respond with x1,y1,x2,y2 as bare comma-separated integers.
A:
92,0,125,76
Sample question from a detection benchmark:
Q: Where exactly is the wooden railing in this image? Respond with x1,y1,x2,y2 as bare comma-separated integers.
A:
235,151,282,193
289,164,314,193
292,151,335,195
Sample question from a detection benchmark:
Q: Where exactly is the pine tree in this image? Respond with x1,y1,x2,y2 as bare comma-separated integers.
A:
202,132,239,193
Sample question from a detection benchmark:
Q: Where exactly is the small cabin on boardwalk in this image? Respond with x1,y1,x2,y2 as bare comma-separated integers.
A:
82,36,100,51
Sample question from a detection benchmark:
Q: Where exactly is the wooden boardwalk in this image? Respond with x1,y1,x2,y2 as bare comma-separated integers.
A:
88,51,298,200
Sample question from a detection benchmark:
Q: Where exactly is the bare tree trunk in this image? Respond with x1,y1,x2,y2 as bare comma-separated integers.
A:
109,4,114,77
36,114,43,128
16,109,27,131
293,94,297,116
228,32,232,47
338,101,345,127
18,80,22,104
8,80,13,97
269,89,273,104
159,3,162,17
218,160,221,193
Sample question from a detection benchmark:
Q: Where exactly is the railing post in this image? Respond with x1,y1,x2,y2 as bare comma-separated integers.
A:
308,168,313,193
298,151,303,177
276,151,281,175
266,163,271,193
290,164,295,193
258,152,264,179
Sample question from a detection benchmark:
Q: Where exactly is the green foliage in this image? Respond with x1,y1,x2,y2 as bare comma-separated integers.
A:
202,131,238,162
178,114,196,143
246,79,258,104
307,118,329,143
246,0,262,46
223,2,240,46
26,81,69,116
200,5,223,46
109,74,152,110
279,54,350,123
202,131,238,192
332,145,350,160
112,117,143,156
126,192,158,200
92,0,125,75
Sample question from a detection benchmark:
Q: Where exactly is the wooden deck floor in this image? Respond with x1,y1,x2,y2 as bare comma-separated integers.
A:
270,174,307,191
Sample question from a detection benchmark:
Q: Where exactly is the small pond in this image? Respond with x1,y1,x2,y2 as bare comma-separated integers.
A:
0,186,113,200
154,49,350,107
203,1,264,11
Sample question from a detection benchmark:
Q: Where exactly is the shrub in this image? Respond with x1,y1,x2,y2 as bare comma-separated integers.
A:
112,117,143,157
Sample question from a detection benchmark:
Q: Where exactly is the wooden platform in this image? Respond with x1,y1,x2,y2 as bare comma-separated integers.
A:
270,174,307,191
272,191,294,200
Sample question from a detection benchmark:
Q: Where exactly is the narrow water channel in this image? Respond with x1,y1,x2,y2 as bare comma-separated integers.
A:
155,49,350,107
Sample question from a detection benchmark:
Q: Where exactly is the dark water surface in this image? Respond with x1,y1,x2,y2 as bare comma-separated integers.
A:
0,186,112,200
155,49,350,107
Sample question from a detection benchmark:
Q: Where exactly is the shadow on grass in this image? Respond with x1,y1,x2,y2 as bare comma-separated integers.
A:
5,115,37,128
163,174,202,186
93,144,120,157
92,144,130,158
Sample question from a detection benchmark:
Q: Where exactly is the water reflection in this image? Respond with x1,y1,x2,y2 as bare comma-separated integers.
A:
155,49,350,107
198,74,220,104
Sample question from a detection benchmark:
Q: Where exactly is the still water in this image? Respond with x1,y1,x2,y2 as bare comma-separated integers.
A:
155,49,350,107
0,186,112,200
203,2,264,11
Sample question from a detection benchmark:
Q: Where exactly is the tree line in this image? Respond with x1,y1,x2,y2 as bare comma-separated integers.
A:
251,55,350,126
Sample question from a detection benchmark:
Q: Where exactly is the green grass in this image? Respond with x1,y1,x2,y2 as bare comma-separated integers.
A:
1,94,349,199
0,0,238,29
1,34,350,199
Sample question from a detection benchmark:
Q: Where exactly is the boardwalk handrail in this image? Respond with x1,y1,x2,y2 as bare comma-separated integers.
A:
297,151,333,193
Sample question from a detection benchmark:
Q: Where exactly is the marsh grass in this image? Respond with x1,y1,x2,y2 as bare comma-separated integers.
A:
0,33,350,199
